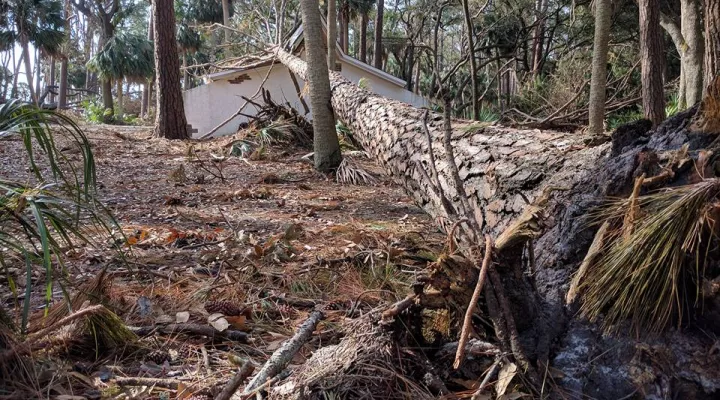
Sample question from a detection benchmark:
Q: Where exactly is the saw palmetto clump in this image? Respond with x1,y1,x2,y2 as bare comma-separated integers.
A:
579,179,720,334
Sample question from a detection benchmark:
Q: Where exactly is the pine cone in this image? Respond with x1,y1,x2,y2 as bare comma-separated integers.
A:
276,303,297,317
146,349,171,364
323,299,351,311
204,300,243,316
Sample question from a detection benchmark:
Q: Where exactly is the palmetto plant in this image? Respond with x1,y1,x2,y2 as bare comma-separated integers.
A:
0,100,114,332
87,32,155,82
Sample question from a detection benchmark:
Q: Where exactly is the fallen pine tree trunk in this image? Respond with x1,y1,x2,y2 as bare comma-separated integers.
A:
271,48,720,399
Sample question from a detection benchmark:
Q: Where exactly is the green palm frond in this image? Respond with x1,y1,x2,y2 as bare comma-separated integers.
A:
0,100,117,333
579,179,720,334
87,33,154,82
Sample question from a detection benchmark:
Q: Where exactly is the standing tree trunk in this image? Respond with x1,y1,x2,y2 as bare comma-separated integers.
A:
141,12,155,118
222,0,231,52
20,37,37,104
360,11,368,63
116,78,124,118
11,48,22,99
58,58,68,109
588,0,612,135
341,3,349,54
461,0,479,120
639,0,666,127
531,0,548,77
681,0,704,106
704,0,720,89
298,0,342,171
48,57,56,104
373,0,384,70
152,0,189,139
327,0,337,70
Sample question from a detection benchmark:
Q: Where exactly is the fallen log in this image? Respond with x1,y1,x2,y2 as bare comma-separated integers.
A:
273,48,720,399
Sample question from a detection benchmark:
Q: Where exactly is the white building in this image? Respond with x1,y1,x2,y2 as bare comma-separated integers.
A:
183,23,428,138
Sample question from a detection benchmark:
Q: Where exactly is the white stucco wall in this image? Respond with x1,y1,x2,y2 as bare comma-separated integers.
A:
184,58,429,139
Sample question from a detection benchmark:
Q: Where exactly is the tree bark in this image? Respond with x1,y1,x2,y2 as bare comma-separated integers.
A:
58,59,68,109
461,0,479,120
588,0,612,135
152,0,189,139
704,0,720,89
222,0,231,52
48,57,56,104
373,0,384,70
681,0,704,106
298,0,342,171
327,0,337,70
141,12,155,118
20,37,37,104
116,78,123,118
341,2,349,54
531,0,549,78
360,11,368,63
11,48,22,99
639,0,665,127
276,48,599,237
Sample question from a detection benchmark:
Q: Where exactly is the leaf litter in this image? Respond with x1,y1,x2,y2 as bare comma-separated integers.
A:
0,125,447,399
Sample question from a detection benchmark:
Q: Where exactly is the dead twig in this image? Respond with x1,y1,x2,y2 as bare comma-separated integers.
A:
380,294,418,323
128,323,248,343
241,310,324,395
214,360,255,400
454,235,493,369
566,220,610,304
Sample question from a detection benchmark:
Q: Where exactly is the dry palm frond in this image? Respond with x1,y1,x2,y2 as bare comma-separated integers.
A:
335,158,378,186
579,179,720,334
32,269,112,333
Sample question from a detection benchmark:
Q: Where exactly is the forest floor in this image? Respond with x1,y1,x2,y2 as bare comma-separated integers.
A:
0,124,448,399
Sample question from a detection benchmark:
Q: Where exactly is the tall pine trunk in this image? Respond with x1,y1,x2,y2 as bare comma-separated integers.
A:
639,0,665,126
141,12,155,118
48,57,56,104
222,0,231,54
704,0,720,89
373,0,384,70
152,0,188,139
588,0,612,134
360,11,368,63
461,0,478,120
58,58,68,109
298,0,342,171
327,0,337,70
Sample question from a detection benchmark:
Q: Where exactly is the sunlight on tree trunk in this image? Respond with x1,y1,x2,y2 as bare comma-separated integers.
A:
588,0,612,135
681,0,704,106
461,0,478,120
298,0,342,171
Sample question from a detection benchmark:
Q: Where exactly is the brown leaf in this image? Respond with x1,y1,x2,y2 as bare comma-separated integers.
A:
226,315,248,331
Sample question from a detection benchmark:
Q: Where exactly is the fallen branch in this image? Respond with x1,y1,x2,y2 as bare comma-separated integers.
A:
26,304,105,347
112,376,182,389
380,294,418,323
454,235,493,369
214,360,255,400
241,310,324,395
128,323,248,343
